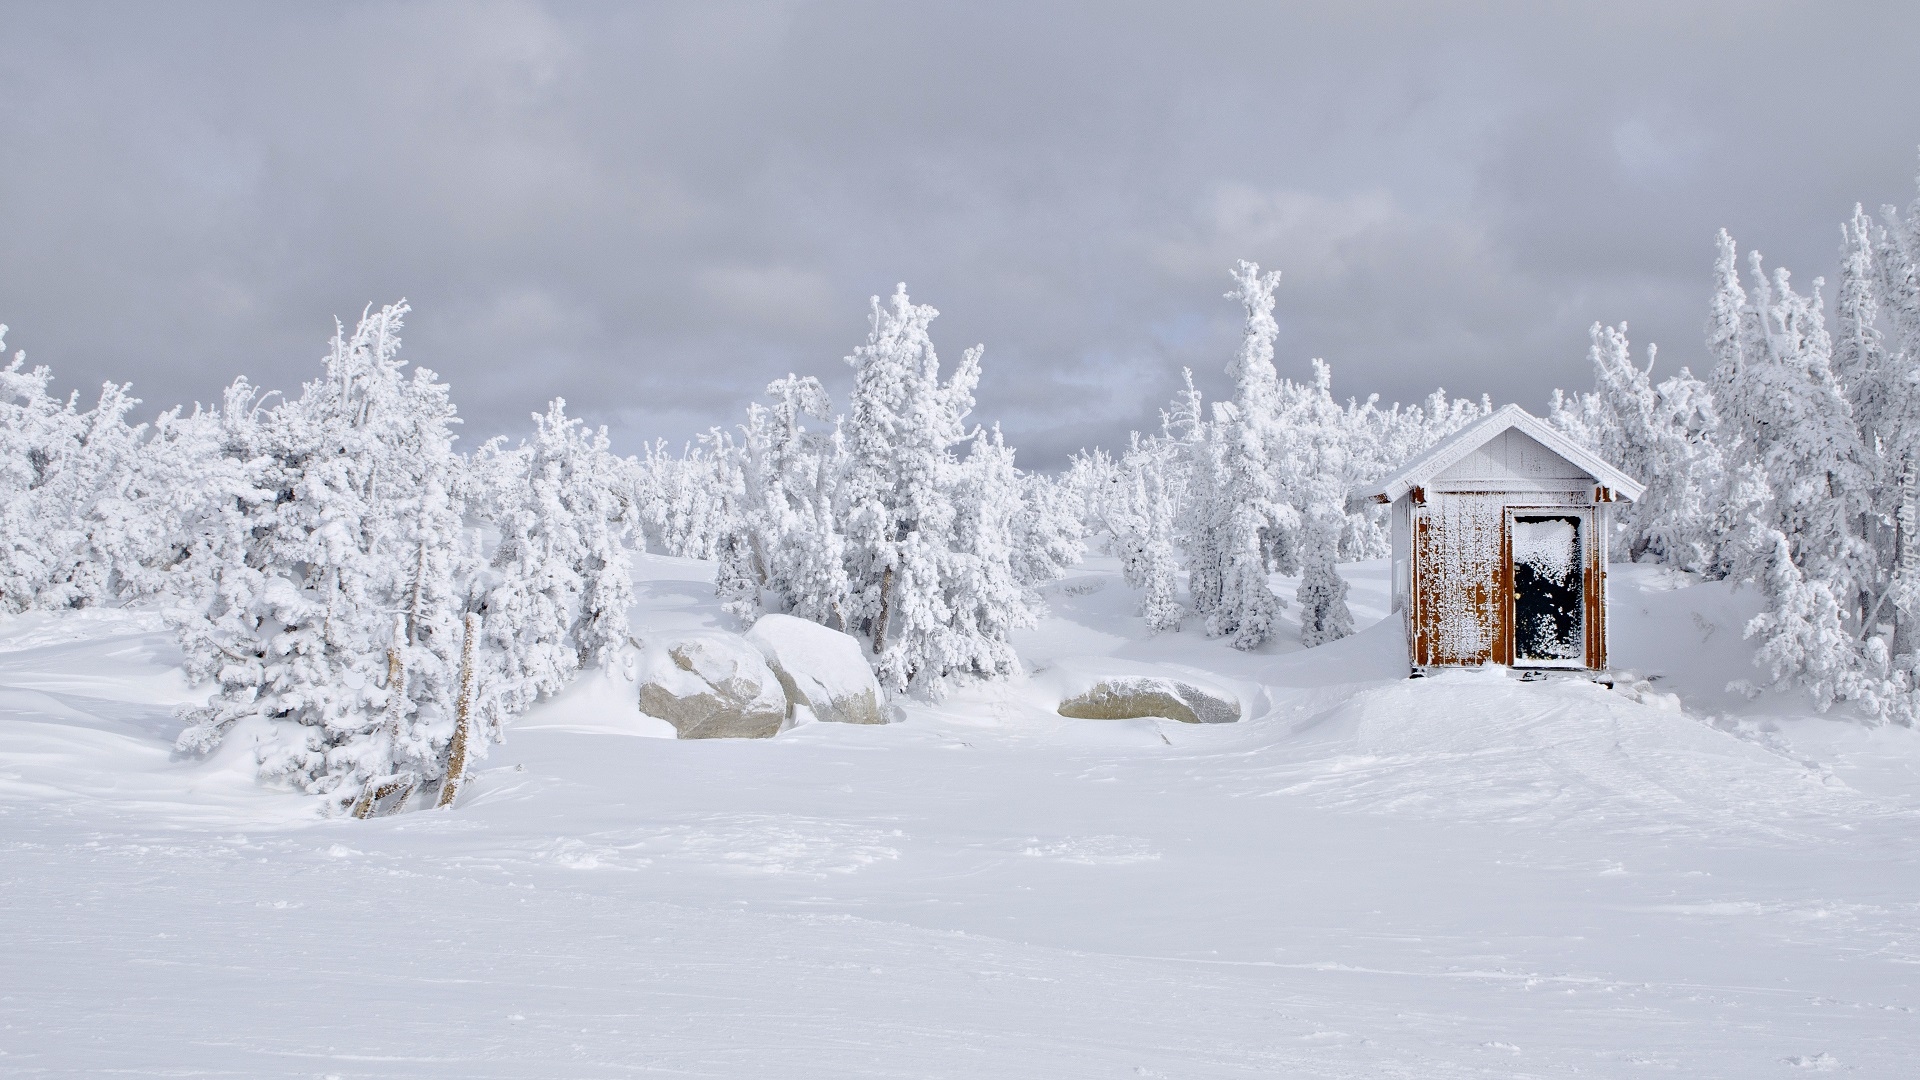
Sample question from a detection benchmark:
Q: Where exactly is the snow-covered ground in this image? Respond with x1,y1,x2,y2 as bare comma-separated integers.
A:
4,556,1917,1077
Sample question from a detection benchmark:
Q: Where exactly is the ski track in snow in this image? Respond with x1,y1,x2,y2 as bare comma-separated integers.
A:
2,558,1918,1077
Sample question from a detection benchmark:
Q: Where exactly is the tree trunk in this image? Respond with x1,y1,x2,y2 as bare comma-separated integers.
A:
407,540,428,645
749,531,770,586
351,774,415,819
436,612,480,809
872,566,894,655
352,616,413,819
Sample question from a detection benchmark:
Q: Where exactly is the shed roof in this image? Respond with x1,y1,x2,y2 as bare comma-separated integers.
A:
1348,403,1645,506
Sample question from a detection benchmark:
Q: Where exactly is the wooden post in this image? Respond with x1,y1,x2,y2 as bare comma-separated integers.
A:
437,612,480,810
1497,506,1514,667
1586,507,1607,671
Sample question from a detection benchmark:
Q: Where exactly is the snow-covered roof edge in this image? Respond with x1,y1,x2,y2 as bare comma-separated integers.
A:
1347,403,1645,506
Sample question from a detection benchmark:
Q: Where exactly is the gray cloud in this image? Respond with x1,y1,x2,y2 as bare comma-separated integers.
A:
3,1,1918,467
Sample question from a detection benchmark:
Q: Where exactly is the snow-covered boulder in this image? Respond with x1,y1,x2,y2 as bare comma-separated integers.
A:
1057,677,1240,725
746,613,886,725
637,632,789,739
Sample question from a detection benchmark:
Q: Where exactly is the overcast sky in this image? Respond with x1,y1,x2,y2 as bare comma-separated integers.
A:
3,1,1918,467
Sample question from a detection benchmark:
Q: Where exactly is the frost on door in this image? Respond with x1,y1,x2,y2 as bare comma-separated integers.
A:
1510,515,1584,665
1412,495,1504,666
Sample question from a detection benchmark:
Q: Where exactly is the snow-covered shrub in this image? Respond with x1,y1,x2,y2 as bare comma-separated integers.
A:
0,331,205,612
630,437,733,559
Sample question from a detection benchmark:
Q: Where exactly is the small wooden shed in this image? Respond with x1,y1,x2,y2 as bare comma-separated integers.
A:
1349,404,1644,673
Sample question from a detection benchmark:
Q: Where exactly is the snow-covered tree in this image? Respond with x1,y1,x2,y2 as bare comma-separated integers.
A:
1077,265,1488,646
726,375,851,628
1278,359,1357,645
630,438,733,560
170,303,489,814
1711,234,1875,592
1094,434,1185,634
471,398,635,732
837,284,1033,692
0,333,189,613
1702,232,1901,719
692,287,1056,695
1858,192,1920,659
945,425,1035,678
1199,261,1293,649
0,336,89,611
1009,468,1086,593
1550,322,1726,572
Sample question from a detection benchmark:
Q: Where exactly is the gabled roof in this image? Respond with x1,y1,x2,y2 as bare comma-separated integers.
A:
1348,403,1644,506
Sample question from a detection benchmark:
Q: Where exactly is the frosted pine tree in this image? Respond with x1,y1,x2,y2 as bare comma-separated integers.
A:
0,334,173,612
1009,469,1086,593
1283,359,1355,646
1550,322,1725,571
1163,368,1226,618
1708,234,1890,717
946,425,1036,677
472,398,635,731
0,333,86,611
170,303,488,813
705,426,762,624
1204,261,1293,649
1853,192,1920,662
1739,522,1897,718
1712,235,1874,591
730,375,851,628
630,439,732,559
836,284,984,692
1103,434,1185,633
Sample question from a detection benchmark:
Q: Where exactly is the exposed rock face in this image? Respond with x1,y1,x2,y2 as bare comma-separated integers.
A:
746,614,886,725
1057,678,1240,725
637,633,789,739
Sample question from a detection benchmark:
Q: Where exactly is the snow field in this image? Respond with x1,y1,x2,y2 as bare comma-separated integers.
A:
2,557,1917,1077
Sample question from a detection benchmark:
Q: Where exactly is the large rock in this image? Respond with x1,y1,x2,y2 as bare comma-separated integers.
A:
638,632,789,739
746,613,886,725
1057,677,1240,725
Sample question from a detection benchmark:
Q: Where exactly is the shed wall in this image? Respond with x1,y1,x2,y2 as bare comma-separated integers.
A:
1407,488,1605,671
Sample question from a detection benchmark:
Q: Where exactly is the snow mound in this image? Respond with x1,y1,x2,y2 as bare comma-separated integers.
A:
1273,667,1894,840
746,613,886,725
1264,610,1410,688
